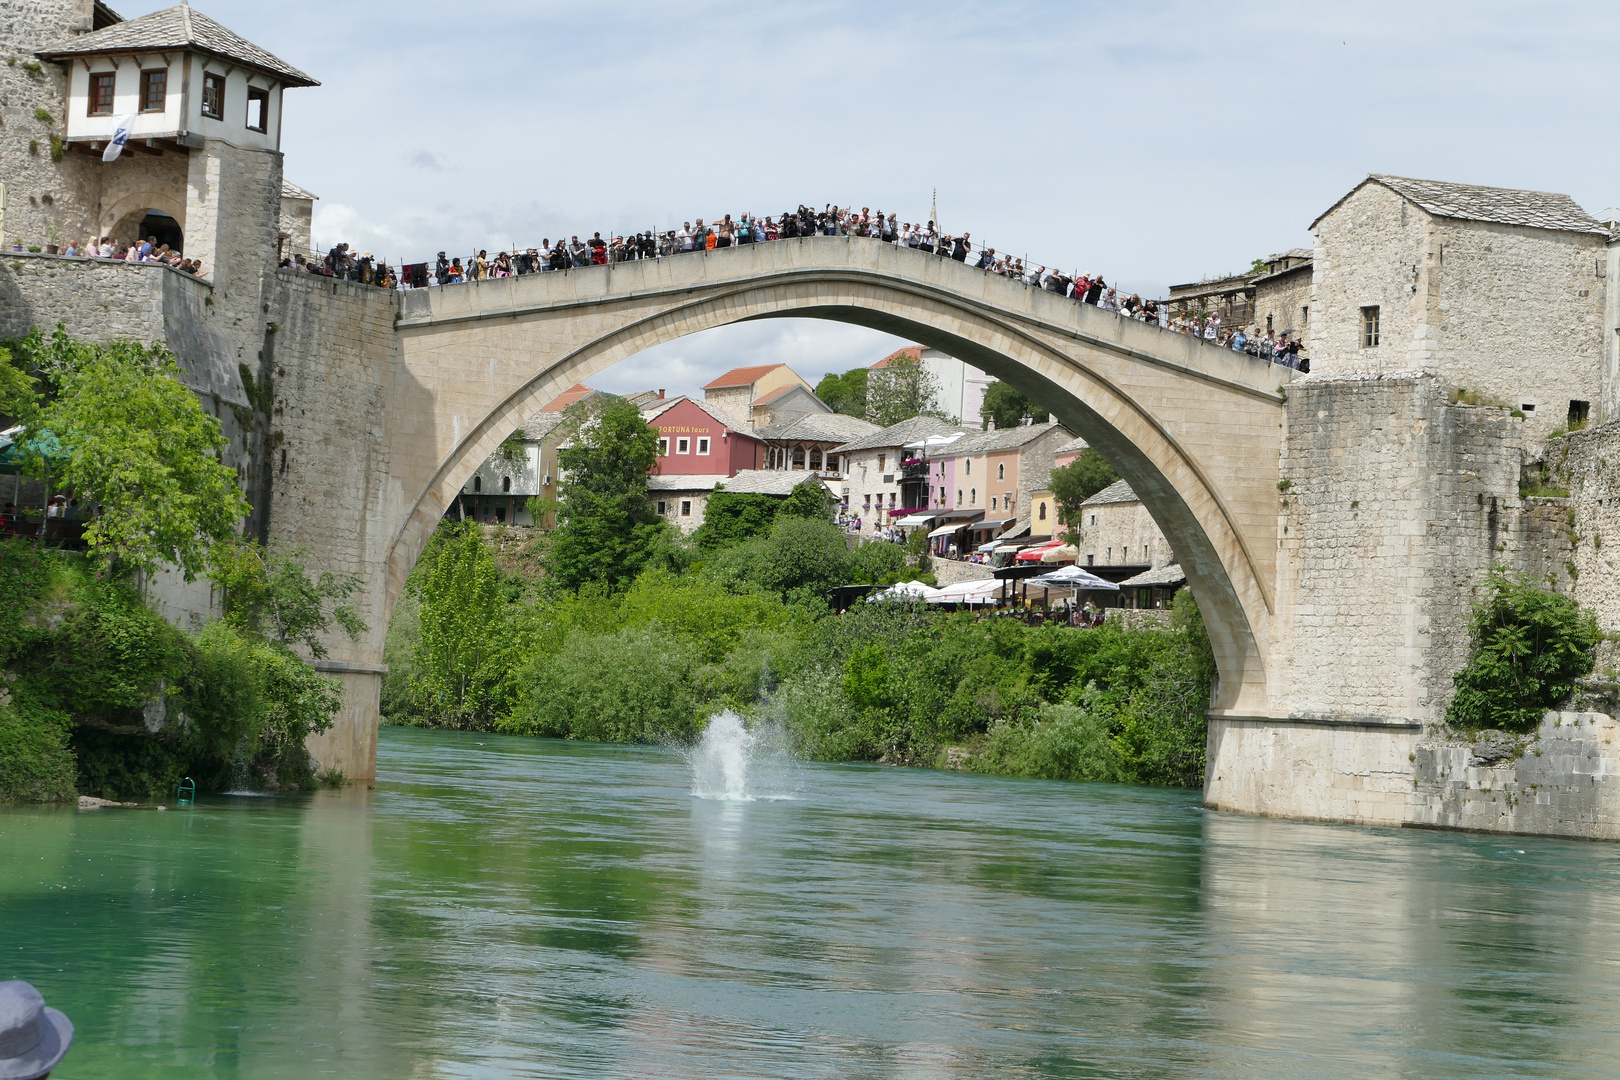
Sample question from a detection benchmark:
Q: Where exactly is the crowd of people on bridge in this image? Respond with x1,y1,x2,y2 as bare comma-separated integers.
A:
293,200,1307,369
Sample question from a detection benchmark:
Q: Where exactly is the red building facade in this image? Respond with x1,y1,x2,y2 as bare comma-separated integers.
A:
646,398,763,477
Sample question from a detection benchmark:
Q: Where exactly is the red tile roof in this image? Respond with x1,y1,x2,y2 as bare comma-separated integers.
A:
702,364,786,390
539,383,597,412
870,346,922,369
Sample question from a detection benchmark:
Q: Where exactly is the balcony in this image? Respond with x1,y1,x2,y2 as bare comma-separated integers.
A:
900,460,931,480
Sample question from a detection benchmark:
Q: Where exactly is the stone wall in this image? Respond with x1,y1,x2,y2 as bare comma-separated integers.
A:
1269,371,1536,724
1077,497,1170,570
0,0,103,250
1310,181,1606,439
1558,420,1620,634
1252,264,1311,341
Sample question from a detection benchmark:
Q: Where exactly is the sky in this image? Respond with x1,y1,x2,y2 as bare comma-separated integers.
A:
136,0,1620,399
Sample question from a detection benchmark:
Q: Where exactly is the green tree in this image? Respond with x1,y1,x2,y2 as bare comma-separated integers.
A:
208,538,365,658
15,331,248,578
691,489,782,551
980,380,1049,430
1447,568,1601,733
546,396,670,591
410,521,512,728
867,352,946,426
1050,449,1120,535
814,367,868,416
779,477,834,520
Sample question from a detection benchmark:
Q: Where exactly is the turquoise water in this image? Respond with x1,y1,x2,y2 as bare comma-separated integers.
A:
4,725,1620,1078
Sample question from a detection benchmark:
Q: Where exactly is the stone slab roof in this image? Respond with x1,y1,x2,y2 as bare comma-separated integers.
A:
519,413,564,441
942,421,1068,457
1117,563,1185,588
715,470,831,496
1054,435,1090,455
280,180,318,201
647,473,727,493
1080,479,1139,507
832,415,968,455
1312,175,1607,236
754,412,881,444
38,4,319,87
642,395,752,434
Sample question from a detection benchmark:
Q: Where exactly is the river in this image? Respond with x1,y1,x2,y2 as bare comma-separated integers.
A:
4,723,1620,1078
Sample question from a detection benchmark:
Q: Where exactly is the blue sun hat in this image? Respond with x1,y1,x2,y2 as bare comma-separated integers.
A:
0,982,73,1080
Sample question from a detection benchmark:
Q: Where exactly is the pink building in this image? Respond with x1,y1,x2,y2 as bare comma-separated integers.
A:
642,397,762,477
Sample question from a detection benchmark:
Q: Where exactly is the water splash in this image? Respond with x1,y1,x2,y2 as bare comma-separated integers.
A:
687,710,798,801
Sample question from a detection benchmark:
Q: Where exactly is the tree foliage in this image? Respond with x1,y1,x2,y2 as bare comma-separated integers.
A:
6,327,249,578
980,380,1049,430
814,367,868,417
691,490,782,552
209,539,364,658
867,351,947,426
409,521,515,729
1447,568,1601,733
1050,449,1121,534
546,396,672,591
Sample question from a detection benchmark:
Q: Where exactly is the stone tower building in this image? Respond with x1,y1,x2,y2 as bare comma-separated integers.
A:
1309,175,1611,438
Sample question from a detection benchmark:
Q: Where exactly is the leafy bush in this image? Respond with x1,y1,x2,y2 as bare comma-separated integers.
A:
502,623,701,742
0,699,76,802
1448,568,1601,733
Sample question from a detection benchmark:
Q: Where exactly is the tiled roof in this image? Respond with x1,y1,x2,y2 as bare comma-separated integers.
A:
939,422,1068,456
715,470,834,496
1080,479,1139,506
538,383,598,412
1116,563,1186,588
647,473,727,492
870,346,922,369
1054,435,1090,455
37,4,319,87
519,413,564,441
832,415,968,455
1312,175,1607,235
754,412,881,444
280,180,317,201
702,363,786,390
642,395,753,434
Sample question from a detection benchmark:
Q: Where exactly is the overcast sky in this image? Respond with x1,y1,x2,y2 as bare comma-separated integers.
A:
150,0,1620,399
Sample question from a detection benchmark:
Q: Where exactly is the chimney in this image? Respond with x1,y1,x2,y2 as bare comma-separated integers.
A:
658,389,666,399
987,417,996,431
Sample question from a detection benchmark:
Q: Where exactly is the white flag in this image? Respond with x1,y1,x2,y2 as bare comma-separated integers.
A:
101,114,135,162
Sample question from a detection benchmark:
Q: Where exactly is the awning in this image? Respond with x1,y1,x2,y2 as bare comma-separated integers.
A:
976,540,1001,552
926,524,962,539
940,509,985,522
894,513,934,527
1039,544,1079,563
970,516,1014,532
928,578,1002,604
0,426,66,476
1016,539,1067,562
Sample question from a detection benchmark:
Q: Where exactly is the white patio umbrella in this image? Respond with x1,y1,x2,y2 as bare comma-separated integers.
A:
874,579,943,601
1029,565,1119,590
928,578,1003,605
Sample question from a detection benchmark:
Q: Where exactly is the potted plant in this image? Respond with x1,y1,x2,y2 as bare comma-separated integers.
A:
10,239,21,252
45,219,60,255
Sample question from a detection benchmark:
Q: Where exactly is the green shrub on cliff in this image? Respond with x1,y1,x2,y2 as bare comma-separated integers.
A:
1448,567,1601,733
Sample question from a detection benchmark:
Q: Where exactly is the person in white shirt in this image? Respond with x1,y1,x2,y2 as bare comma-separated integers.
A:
677,223,694,253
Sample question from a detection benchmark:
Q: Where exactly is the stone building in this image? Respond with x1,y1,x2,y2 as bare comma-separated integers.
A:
649,468,835,534
756,411,879,477
1250,248,1312,341
1167,270,1254,326
1076,479,1174,577
831,415,973,535
278,179,315,261
701,363,820,429
642,395,762,477
1309,175,1610,438
455,413,563,527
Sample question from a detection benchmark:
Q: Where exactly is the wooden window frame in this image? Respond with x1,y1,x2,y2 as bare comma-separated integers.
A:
246,85,269,133
139,68,167,113
201,72,225,120
1361,305,1381,348
88,71,115,116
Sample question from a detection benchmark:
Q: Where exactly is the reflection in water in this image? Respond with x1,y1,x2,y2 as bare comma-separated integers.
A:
3,728,1620,1078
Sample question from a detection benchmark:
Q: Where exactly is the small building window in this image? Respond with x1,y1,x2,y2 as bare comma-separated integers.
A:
201,73,225,119
1361,305,1380,348
676,437,690,454
1004,491,1012,509
810,448,823,470
1090,513,1097,526
88,72,115,116
696,437,710,455
139,69,167,112
970,487,977,505
495,506,506,524
877,454,886,471
991,496,998,510
246,86,269,133
680,500,692,516
1569,400,1591,427
658,437,669,456
472,475,482,493
964,458,971,476
956,489,963,507
793,446,806,469
997,463,1005,480
657,501,667,515
938,486,945,503
502,476,511,493
1039,502,1047,521
1087,554,1096,566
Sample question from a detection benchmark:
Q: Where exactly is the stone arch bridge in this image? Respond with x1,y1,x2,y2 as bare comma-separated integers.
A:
268,236,1290,778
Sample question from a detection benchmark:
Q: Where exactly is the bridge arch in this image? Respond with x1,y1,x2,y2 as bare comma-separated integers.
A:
385,238,1288,715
